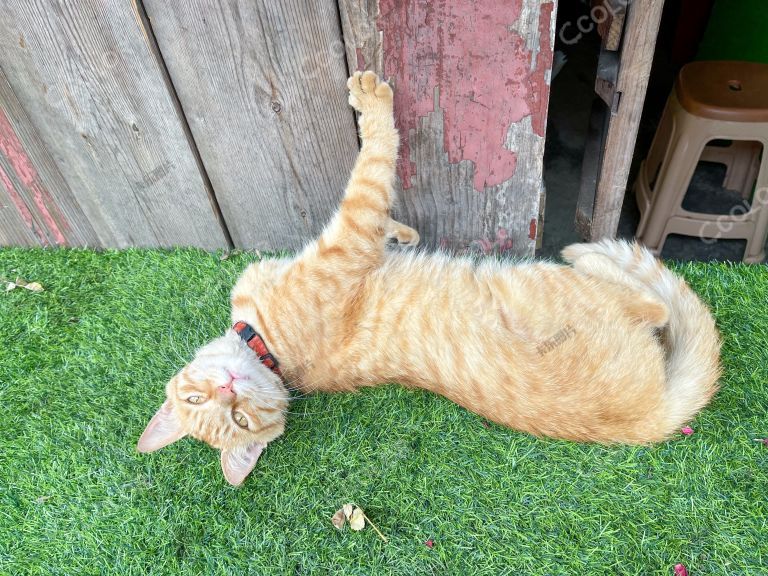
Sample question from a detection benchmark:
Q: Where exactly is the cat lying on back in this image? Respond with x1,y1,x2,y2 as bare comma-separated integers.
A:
138,72,721,486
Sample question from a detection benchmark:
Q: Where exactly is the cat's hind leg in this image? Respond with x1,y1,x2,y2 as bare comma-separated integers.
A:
567,250,650,293
562,240,662,287
568,251,670,328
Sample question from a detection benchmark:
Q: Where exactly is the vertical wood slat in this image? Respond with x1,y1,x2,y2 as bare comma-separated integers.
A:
589,0,665,240
0,0,228,248
339,0,557,256
143,0,360,250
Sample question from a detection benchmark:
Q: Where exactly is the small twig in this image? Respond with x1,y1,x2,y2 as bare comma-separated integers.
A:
360,510,388,543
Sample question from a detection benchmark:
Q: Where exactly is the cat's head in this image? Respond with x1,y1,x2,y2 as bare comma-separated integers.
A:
137,331,288,486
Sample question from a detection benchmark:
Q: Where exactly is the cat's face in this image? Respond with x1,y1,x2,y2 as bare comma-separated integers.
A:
137,332,289,485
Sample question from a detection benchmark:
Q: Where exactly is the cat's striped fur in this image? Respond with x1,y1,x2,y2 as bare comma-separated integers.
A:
138,72,721,486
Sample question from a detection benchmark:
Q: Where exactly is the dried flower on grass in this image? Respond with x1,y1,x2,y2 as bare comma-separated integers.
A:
330,503,388,542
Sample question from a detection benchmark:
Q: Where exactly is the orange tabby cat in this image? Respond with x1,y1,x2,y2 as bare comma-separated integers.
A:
138,72,721,485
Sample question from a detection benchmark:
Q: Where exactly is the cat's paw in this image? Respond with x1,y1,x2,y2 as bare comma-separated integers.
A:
386,220,420,247
347,71,393,115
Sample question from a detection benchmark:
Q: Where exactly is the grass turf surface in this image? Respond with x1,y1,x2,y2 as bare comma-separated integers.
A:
0,248,766,575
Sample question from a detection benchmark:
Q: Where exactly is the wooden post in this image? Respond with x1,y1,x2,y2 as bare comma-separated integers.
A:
339,0,557,255
589,0,665,240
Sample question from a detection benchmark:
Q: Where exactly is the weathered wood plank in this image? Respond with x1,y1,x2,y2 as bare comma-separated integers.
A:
0,66,99,246
589,0,665,240
575,98,608,239
144,0,360,250
0,0,228,248
339,0,557,256
0,163,38,246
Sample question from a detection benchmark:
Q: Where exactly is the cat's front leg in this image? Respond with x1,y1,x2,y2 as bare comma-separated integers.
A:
313,72,400,263
349,75,418,248
343,71,399,215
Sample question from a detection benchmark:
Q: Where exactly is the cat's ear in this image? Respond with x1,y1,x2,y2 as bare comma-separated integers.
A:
137,400,187,453
220,442,266,486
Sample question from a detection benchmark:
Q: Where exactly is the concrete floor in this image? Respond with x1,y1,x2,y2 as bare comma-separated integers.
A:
539,23,764,264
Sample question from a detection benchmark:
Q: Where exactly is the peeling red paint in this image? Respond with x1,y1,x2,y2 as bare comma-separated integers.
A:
0,109,67,244
529,218,537,240
378,0,554,191
472,228,514,254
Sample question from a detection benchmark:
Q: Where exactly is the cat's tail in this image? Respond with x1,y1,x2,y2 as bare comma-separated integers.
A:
562,240,722,436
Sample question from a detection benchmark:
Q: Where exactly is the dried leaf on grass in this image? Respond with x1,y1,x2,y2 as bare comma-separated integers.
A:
331,508,346,529
330,503,388,542
3,277,44,292
349,507,365,531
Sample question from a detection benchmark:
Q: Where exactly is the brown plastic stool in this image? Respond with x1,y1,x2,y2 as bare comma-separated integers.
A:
635,61,768,263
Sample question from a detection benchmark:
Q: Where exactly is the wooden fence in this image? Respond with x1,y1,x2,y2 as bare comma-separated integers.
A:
0,0,556,255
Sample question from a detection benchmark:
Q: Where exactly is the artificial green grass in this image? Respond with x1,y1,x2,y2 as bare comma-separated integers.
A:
0,248,766,576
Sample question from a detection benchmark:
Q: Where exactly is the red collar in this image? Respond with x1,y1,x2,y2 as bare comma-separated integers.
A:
232,321,282,377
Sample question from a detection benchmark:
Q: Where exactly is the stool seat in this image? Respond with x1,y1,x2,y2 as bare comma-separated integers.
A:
676,61,768,123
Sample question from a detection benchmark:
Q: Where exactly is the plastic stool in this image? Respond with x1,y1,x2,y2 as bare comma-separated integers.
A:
635,61,768,263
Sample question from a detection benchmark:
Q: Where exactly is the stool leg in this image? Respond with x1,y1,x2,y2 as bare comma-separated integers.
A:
635,168,651,238
744,175,768,263
722,141,762,197
637,129,701,253
645,99,675,187
700,141,752,193
741,143,763,200
636,99,675,239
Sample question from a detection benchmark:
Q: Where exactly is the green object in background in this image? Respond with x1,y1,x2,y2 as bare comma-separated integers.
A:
698,0,768,63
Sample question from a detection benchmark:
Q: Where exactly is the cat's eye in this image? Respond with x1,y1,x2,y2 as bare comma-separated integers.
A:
187,395,205,405
232,411,248,428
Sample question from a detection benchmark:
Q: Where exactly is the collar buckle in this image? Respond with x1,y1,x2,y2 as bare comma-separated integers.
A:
232,321,282,377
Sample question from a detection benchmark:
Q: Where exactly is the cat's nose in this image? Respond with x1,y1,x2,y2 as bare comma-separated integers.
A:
217,381,236,397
